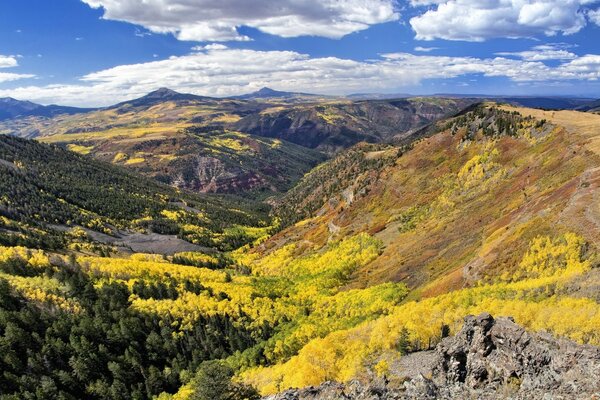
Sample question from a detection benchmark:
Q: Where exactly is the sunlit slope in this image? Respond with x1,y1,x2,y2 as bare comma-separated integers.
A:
0,94,326,197
58,128,324,198
226,103,600,394
264,104,600,293
2,104,600,399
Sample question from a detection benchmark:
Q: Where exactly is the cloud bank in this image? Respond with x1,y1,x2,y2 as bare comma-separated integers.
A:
81,0,399,41
410,0,600,41
2,46,599,106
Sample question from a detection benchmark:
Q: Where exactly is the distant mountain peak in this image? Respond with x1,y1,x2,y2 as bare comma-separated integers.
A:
232,86,317,100
144,87,183,99
110,88,212,109
255,87,279,95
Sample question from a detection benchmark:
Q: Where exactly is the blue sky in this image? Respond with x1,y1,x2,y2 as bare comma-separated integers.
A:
1,0,600,106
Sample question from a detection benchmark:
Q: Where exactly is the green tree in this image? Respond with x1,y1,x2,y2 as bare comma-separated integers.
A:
190,361,258,400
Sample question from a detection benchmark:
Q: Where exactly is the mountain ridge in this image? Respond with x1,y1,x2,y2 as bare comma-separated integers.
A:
0,96,94,121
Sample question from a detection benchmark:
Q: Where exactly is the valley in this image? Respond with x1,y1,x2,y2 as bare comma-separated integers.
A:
0,90,474,197
1,92,600,399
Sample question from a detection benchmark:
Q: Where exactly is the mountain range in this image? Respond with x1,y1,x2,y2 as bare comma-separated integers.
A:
0,97,94,121
0,89,475,197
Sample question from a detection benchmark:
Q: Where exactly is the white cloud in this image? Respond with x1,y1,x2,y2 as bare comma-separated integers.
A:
590,8,600,24
414,46,439,52
81,0,399,41
0,55,19,68
0,55,35,83
0,72,36,83
496,44,578,61
2,47,600,107
192,43,228,51
410,0,600,41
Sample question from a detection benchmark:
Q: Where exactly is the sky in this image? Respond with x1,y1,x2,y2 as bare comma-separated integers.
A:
1,0,600,106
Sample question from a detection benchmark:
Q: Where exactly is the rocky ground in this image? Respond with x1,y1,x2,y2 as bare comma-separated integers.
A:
263,313,600,399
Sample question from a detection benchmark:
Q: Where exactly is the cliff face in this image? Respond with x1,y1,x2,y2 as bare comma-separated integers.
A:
264,313,600,400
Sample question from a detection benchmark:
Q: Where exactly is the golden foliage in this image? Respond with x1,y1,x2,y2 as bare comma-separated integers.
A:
242,233,598,394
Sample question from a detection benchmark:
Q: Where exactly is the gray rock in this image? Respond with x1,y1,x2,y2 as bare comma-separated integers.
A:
264,313,600,400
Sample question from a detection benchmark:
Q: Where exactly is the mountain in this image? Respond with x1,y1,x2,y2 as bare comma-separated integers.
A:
224,104,600,394
0,92,472,196
109,87,215,109
1,102,600,400
0,90,315,197
233,97,476,153
576,98,600,113
0,97,94,121
269,104,600,289
74,128,325,198
0,135,268,252
231,86,322,100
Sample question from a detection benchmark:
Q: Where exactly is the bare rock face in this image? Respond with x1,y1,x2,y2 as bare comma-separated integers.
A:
265,313,600,400
261,380,390,400
421,313,600,399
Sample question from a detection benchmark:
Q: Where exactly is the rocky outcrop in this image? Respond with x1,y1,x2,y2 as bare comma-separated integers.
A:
265,313,600,399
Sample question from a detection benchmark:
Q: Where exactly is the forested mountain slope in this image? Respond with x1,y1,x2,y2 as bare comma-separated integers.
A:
220,104,600,393
2,102,600,400
0,136,269,251
233,97,474,153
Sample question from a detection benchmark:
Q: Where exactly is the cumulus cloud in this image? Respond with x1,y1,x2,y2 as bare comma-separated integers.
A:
410,0,600,41
192,43,229,51
496,44,578,61
0,55,35,83
589,8,600,24
0,55,19,68
81,0,399,41
1,47,600,106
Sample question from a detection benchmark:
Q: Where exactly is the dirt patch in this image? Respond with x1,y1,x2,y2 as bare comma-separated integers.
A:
54,225,210,255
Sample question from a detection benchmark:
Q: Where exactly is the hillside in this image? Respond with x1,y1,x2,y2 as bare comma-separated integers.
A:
0,91,473,196
577,98,600,113
0,135,269,252
1,104,600,400
0,90,324,197
218,104,600,393
233,97,474,153
57,128,324,198
266,104,600,290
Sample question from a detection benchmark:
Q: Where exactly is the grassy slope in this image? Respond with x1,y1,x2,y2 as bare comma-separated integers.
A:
264,104,600,292
229,104,600,393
